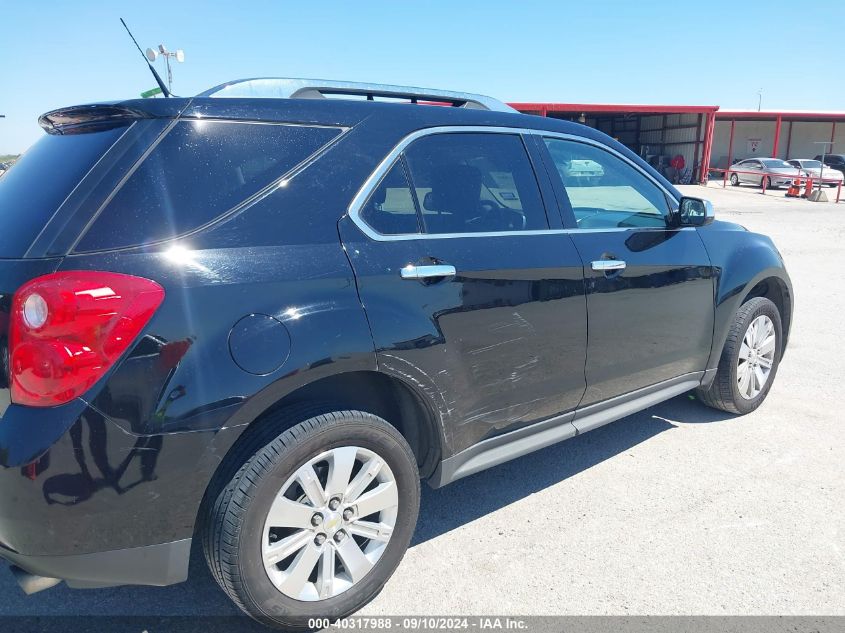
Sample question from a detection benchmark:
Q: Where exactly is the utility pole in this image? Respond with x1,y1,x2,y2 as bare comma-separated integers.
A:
757,89,763,112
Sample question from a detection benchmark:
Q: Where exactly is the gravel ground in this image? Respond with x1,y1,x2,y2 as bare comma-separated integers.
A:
1,183,843,617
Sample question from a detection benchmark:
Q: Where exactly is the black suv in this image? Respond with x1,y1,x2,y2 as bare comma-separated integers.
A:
814,153,845,176
0,79,792,627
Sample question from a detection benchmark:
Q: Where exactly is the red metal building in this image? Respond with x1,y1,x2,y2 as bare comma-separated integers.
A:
711,110,845,172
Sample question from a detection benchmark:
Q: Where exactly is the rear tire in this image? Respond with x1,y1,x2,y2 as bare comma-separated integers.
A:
696,297,782,414
202,408,420,629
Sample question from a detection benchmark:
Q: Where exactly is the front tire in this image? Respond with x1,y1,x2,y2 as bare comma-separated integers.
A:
202,409,420,629
730,173,740,186
696,297,783,414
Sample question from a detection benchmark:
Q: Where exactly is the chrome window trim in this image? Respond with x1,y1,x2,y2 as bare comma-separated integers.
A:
346,125,683,242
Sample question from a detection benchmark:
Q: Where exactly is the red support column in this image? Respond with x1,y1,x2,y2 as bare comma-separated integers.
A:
772,115,782,158
832,121,837,145
699,112,716,184
693,113,703,182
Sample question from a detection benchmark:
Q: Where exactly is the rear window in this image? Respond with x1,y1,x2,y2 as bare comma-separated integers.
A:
75,120,341,252
0,127,126,257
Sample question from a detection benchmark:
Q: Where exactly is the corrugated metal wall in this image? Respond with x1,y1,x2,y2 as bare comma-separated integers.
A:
639,113,701,168
569,111,706,182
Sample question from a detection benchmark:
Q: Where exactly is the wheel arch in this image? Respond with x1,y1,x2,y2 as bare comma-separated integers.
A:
197,369,443,520
707,266,793,372
741,275,792,350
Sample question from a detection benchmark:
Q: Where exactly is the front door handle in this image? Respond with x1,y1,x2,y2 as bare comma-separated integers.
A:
591,260,626,272
400,264,457,280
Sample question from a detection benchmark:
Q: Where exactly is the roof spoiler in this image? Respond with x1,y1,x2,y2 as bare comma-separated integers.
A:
197,78,517,113
38,104,154,135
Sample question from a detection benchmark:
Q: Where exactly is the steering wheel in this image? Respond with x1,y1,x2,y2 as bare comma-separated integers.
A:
467,200,526,231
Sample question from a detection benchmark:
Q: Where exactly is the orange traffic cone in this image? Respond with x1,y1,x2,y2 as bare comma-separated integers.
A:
785,179,801,198
802,177,814,199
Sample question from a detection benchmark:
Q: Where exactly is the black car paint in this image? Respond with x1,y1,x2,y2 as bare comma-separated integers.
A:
0,96,792,588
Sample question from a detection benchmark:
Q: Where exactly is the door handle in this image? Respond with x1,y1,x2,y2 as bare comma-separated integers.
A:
591,259,627,272
400,264,457,280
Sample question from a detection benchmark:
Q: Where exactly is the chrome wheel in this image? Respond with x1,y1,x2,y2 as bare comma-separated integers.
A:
737,314,776,400
262,446,398,601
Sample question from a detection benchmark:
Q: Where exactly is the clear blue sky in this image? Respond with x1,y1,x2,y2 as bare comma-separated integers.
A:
1,0,842,153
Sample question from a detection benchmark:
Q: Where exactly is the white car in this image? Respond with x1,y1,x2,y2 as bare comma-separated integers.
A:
787,159,844,188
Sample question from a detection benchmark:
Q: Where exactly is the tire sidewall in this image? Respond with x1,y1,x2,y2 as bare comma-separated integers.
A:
235,417,419,625
727,299,783,414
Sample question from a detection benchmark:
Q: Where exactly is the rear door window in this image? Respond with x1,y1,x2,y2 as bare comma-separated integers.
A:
402,133,549,234
75,120,342,252
0,126,127,257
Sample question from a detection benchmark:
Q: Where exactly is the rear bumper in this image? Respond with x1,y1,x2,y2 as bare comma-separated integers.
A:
0,397,243,577
1,538,191,589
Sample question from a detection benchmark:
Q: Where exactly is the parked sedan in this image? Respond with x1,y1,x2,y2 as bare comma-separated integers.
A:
730,157,802,189
787,159,844,187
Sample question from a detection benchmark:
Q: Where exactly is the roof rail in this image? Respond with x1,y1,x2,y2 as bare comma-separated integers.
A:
197,78,517,113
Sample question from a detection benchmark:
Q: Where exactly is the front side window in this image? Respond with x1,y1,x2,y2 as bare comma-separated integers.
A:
76,120,342,251
543,138,670,229
403,133,548,234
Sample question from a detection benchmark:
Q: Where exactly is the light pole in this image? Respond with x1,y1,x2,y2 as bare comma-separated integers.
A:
144,44,185,94
814,141,834,191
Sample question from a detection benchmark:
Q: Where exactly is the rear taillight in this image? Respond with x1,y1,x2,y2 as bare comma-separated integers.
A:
9,271,165,407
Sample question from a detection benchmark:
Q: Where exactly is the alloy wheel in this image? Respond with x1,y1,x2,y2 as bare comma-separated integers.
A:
262,446,398,601
736,314,776,400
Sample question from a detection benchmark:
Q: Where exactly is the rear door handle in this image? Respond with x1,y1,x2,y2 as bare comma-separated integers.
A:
400,264,457,280
591,260,626,272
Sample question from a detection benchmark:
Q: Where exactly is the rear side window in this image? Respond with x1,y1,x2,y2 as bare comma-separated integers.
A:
75,120,341,252
360,160,421,235
0,127,126,258
403,133,548,234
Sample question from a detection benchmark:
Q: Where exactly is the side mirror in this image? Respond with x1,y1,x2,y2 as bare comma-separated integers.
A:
678,196,714,227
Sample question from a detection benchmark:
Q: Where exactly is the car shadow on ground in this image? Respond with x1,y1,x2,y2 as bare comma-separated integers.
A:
412,392,734,545
0,394,734,618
